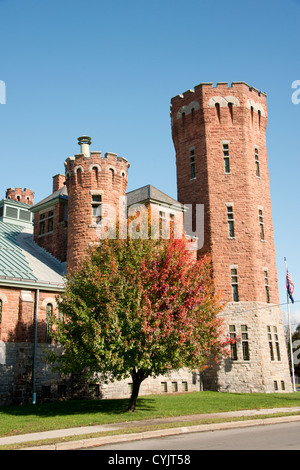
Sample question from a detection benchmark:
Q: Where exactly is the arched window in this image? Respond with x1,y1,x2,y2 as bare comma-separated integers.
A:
46,303,53,343
109,168,115,185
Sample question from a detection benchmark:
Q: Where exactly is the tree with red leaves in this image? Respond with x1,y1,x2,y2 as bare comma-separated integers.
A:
49,235,228,411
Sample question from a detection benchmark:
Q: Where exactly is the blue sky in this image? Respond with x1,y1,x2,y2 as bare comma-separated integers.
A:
0,0,299,325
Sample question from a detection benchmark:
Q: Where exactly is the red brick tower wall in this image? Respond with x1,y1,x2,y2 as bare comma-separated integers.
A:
6,188,35,206
171,82,279,305
65,138,130,272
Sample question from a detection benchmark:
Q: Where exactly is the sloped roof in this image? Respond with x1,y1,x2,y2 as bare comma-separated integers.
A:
0,221,65,288
126,184,184,209
31,185,68,211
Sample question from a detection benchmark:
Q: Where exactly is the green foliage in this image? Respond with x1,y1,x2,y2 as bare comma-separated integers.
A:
48,236,227,399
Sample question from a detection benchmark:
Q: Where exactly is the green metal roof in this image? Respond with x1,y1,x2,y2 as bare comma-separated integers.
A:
0,221,65,288
0,221,37,280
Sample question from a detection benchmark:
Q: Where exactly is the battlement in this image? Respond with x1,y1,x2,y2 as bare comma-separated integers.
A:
5,187,35,206
171,81,267,107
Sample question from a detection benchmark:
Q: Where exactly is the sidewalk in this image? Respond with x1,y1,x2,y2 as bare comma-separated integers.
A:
1,406,300,450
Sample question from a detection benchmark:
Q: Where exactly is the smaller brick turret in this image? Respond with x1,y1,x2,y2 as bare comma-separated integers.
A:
65,136,130,271
6,187,35,206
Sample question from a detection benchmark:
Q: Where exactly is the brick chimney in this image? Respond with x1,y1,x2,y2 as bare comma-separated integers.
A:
52,174,65,193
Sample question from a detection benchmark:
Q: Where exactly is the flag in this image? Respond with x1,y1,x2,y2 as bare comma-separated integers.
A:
286,270,295,304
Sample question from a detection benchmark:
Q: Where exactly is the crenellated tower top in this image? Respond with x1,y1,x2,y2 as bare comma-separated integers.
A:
65,136,130,271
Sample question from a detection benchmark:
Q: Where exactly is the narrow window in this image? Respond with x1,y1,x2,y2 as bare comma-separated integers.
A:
241,325,250,361
77,168,82,185
46,303,53,343
48,210,54,232
255,148,260,177
228,102,233,123
269,341,275,361
231,268,239,302
190,149,195,179
0,299,2,325
227,206,235,238
159,211,166,238
215,103,221,123
259,209,265,240
264,270,270,303
274,326,281,361
274,381,278,391
92,166,99,184
268,326,281,362
40,213,45,235
258,110,261,129
223,143,230,174
172,382,178,392
182,381,188,392
229,325,237,360
92,195,102,225
109,168,115,185
281,381,285,390
250,106,254,127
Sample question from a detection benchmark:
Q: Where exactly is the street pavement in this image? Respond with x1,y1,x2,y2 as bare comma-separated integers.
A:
1,406,300,450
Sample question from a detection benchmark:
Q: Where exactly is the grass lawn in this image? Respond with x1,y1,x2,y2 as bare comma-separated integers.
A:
1,391,300,438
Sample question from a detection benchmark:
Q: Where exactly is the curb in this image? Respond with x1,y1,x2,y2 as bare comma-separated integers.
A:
21,414,300,450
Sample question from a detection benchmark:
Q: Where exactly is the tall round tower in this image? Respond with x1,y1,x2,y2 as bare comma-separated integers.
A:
65,136,130,272
171,82,292,393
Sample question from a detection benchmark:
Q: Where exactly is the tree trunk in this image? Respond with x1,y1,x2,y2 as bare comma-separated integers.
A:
128,368,146,412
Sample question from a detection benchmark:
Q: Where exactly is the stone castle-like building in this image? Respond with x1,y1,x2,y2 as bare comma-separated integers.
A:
0,81,292,404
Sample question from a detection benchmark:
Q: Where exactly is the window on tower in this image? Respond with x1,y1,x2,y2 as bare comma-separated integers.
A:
231,268,239,302
259,209,265,240
227,206,235,238
223,143,230,174
229,325,238,360
264,270,270,303
91,195,102,225
190,149,196,179
255,147,260,177
241,325,250,361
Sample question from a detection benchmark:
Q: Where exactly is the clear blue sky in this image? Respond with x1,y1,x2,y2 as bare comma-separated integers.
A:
0,0,299,325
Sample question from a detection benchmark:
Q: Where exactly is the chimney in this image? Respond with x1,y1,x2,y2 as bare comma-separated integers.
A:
78,135,92,158
53,174,65,193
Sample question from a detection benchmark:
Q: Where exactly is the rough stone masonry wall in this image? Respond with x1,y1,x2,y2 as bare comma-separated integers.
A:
202,302,293,393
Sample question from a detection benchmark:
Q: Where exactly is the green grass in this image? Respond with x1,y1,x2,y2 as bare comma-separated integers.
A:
1,391,300,438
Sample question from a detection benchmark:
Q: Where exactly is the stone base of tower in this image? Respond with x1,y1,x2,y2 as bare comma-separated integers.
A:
202,302,293,393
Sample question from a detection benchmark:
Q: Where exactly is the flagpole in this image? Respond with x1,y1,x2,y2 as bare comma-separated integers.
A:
285,257,296,392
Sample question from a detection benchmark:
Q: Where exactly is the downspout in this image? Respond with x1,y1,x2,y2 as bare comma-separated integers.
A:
32,289,39,404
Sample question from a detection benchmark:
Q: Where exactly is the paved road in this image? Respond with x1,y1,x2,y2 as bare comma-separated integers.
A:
89,421,300,450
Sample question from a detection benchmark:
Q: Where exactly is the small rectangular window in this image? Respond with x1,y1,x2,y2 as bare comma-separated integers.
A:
264,270,270,303
227,206,235,238
241,325,250,361
40,213,45,235
255,148,260,177
259,209,265,240
182,381,188,392
92,195,102,225
223,143,231,173
190,149,195,179
231,268,239,302
48,210,54,232
172,382,178,392
161,382,168,393
229,325,237,360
